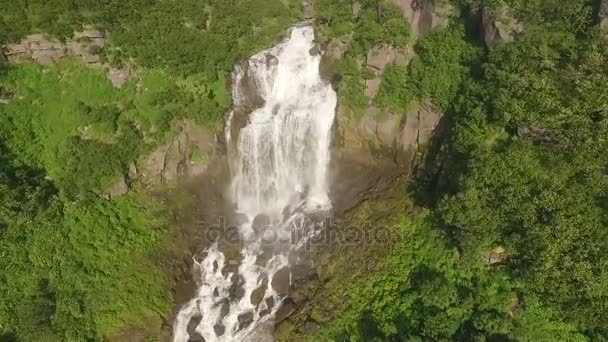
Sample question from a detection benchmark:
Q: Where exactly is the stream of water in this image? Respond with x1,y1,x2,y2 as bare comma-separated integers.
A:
173,24,337,341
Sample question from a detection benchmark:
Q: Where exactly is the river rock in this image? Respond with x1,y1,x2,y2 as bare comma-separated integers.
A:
271,267,290,296
252,214,271,233
186,316,203,342
237,311,254,330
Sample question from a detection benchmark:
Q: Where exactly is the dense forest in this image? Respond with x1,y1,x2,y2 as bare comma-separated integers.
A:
0,0,301,340
1,0,608,341
303,0,608,341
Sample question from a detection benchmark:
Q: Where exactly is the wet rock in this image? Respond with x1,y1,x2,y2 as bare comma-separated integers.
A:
252,214,271,233
274,297,298,323
237,311,254,330
247,321,275,342
482,5,523,48
271,267,290,296
290,263,316,287
229,276,246,299
251,285,267,307
186,316,203,341
265,296,276,311
213,323,225,336
308,45,321,56
214,298,230,320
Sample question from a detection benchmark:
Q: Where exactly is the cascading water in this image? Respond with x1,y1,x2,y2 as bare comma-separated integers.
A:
173,24,337,341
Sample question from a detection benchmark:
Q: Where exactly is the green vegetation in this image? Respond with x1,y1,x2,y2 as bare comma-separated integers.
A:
0,0,300,340
375,25,479,111
315,0,410,115
2,0,608,340
295,0,608,341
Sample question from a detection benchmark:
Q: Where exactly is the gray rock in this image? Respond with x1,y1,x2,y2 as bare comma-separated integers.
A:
105,176,129,199
365,77,381,98
376,113,402,146
482,5,523,48
237,311,254,330
600,0,608,27
107,67,131,88
308,44,321,56
271,267,290,296
352,1,362,17
391,0,453,37
186,316,204,342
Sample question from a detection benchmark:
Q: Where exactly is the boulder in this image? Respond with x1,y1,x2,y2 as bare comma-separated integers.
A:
482,5,523,48
105,176,129,199
107,67,131,88
487,246,507,265
352,1,362,17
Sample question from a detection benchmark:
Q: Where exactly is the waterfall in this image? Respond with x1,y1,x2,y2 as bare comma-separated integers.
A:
173,24,337,342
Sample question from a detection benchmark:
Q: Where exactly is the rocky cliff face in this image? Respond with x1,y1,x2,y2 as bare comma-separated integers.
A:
5,30,105,66
391,0,453,36
104,120,225,198
331,101,443,214
3,30,132,88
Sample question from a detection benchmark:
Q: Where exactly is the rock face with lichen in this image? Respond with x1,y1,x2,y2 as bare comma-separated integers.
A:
482,5,524,48
139,121,223,186
331,101,443,214
4,30,105,66
3,29,133,88
391,0,454,36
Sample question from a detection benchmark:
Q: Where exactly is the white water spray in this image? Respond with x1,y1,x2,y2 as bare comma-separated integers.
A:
174,24,337,341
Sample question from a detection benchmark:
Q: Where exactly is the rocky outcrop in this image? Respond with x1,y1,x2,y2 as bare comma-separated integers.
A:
138,121,222,186
3,29,133,88
4,30,105,66
482,5,523,48
332,101,443,214
391,0,454,36
365,44,412,98
600,0,608,27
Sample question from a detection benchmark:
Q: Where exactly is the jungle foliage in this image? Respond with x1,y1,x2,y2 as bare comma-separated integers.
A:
0,0,300,340
307,0,608,341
